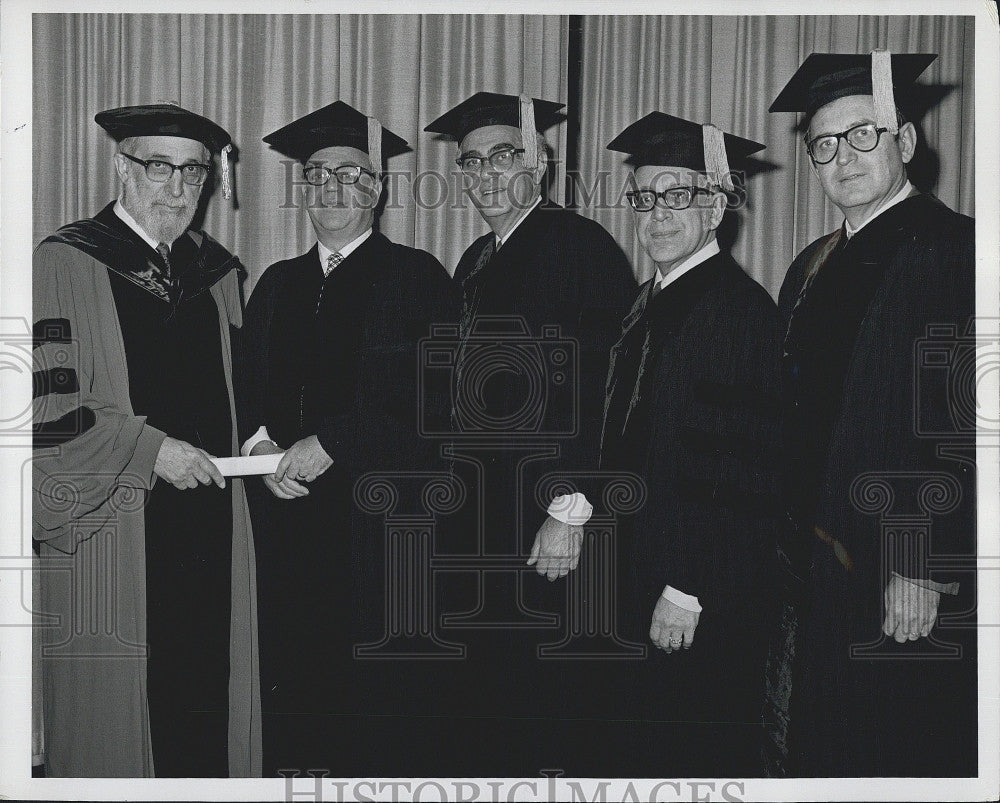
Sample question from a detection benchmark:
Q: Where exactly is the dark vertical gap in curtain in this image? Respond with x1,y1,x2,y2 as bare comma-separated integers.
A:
959,14,974,218
565,15,583,210
965,14,973,216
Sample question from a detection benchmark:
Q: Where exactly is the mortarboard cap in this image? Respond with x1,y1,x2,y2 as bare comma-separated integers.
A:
607,111,765,192
769,51,937,127
262,100,410,172
96,102,235,198
424,92,565,168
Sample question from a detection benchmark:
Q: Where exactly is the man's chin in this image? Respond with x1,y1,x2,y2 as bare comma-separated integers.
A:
477,205,512,219
151,214,195,244
826,185,877,210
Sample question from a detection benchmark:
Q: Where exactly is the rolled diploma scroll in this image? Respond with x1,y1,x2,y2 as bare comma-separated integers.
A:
210,453,284,477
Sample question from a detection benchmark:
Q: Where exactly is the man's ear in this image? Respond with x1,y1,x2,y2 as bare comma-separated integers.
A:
896,121,917,165
532,137,548,185
299,174,316,208
113,152,130,184
707,190,726,231
365,173,387,209
807,149,820,177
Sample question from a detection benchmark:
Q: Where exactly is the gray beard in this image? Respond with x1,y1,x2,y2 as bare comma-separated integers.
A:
140,211,193,245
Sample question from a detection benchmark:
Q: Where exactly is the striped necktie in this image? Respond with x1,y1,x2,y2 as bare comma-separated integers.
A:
315,251,344,314
155,241,180,318
156,242,172,280
459,238,494,340
325,251,344,277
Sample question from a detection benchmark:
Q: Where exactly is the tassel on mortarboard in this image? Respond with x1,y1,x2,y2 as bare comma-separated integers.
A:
519,94,538,169
221,143,232,199
367,115,382,177
702,123,734,192
871,49,899,135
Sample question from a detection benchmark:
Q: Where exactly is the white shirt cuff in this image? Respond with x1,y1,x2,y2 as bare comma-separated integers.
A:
892,571,959,595
547,492,593,525
241,425,274,457
661,585,702,612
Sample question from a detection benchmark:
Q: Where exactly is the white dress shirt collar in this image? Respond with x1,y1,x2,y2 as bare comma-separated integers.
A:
317,228,373,273
655,237,720,292
114,199,161,251
496,196,543,249
844,180,915,239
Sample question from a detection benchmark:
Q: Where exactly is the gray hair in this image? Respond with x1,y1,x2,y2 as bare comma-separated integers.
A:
117,136,210,163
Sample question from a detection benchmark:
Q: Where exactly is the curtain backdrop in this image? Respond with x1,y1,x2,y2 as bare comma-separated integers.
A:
33,14,973,299
32,14,568,292
576,15,975,295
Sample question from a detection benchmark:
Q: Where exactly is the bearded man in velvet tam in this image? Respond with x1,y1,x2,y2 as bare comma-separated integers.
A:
32,104,259,778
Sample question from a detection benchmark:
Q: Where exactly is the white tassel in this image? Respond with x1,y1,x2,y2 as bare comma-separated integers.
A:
519,94,537,169
871,49,898,134
367,115,382,177
702,123,733,192
221,143,232,200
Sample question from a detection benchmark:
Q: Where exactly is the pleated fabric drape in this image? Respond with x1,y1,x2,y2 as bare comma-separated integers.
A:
32,13,973,298
32,13,568,292
576,14,975,296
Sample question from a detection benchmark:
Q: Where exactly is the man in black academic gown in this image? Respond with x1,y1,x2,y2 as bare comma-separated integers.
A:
592,113,781,777
240,101,459,776
422,93,636,775
769,52,977,777
33,104,258,777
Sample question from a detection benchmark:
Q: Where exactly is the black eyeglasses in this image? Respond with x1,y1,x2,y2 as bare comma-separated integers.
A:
455,147,525,175
805,123,891,165
120,152,211,185
626,186,714,212
303,164,378,186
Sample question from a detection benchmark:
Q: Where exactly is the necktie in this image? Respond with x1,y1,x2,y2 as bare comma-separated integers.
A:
459,238,494,340
452,239,496,430
325,251,344,277
783,227,845,357
315,252,344,314
156,242,172,281
155,242,180,318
